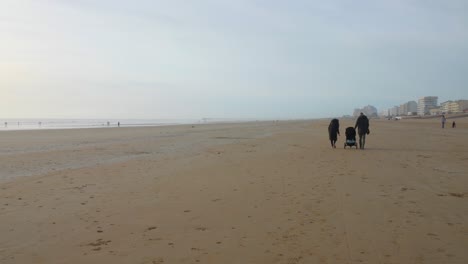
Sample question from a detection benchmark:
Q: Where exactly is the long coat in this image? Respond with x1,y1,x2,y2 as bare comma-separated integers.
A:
328,119,340,141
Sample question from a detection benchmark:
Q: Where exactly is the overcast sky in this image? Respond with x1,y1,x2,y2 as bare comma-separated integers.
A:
1,0,467,119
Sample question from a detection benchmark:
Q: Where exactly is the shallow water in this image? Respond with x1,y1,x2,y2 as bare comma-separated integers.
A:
0,118,252,131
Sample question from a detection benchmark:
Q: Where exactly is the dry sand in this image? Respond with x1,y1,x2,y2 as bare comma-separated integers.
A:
0,119,467,264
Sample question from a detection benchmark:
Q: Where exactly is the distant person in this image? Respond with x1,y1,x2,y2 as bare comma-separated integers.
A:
441,115,446,128
452,121,456,128
4,122,7,128
355,112,370,149
118,122,120,127
328,119,340,148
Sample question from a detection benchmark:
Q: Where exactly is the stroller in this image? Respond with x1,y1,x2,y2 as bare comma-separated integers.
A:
344,127,358,149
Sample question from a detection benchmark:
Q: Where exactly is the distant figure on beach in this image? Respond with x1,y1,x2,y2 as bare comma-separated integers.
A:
355,112,370,149
452,121,456,128
4,122,7,128
107,121,110,127
118,122,120,127
328,119,340,148
441,115,446,128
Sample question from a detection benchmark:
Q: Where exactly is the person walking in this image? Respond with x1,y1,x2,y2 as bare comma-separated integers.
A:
452,121,456,128
328,119,340,148
355,112,370,149
441,115,446,128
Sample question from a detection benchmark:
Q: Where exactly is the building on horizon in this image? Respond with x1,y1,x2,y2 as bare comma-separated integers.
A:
353,105,378,117
379,110,388,117
429,107,442,115
399,101,418,116
389,106,399,116
417,96,438,116
441,101,453,114
456,100,468,112
441,100,468,114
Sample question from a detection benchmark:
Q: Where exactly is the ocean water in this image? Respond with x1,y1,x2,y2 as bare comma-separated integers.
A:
0,119,196,131
0,118,247,131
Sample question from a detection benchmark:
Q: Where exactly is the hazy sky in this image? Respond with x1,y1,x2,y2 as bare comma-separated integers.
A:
1,0,467,119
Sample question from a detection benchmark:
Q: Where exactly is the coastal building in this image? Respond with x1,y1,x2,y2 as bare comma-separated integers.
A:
441,100,468,113
440,101,452,113
379,110,389,117
417,96,438,116
407,101,418,115
353,105,378,117
399,101,417,116
458,100,468,112
389,106,399,116
430,107,442,115
399,104,406,116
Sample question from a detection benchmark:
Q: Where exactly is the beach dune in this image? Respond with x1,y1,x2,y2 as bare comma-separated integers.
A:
1,119,467,263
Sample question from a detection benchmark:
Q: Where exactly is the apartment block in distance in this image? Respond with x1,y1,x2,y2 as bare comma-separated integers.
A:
399,101,418,116
417,96,438,116
441,100,468,114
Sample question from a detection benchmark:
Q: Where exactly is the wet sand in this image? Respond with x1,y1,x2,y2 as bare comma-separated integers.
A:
1,119,467,263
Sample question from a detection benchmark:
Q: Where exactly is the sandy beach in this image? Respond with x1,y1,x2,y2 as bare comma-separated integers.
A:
0,119,467,264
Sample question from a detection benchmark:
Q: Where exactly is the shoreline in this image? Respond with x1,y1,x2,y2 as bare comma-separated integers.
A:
0,118,265,132
0,119,282,134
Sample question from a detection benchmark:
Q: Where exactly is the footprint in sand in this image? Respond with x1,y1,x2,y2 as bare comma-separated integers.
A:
86,238,111,251
449,192,465,198
417,155,431,159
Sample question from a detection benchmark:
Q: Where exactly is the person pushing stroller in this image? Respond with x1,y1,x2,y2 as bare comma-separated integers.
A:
355,112,370,149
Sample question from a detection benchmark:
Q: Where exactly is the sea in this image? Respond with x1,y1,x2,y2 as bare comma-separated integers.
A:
0,118,254,131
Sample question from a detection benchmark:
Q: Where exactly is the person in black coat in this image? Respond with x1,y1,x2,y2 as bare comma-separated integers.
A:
355,113,370,149
328,119,340,148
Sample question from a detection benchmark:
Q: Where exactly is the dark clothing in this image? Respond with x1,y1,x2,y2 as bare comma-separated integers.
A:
355,115,369,135
358,133,366,149
328,119,340,141
328,119,340,148
355,114,370,149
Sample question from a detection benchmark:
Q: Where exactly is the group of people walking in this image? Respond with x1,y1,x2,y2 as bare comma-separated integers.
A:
328,112,370,149
329,113,457,149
